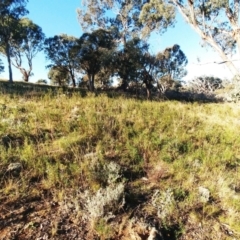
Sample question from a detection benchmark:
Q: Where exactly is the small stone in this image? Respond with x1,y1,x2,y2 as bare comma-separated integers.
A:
198,186,210,203
7,162,22,176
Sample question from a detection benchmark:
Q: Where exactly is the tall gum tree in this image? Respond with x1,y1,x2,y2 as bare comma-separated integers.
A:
154,44,188,93
11,18,45,82
77,0,175,90
78,28,116,91
141,0,240,76
155,44,188,81
0,0,29,82
138,44,187,97
115,37,149,90
48,66,70,86
44,34,80,87
77,0,175,44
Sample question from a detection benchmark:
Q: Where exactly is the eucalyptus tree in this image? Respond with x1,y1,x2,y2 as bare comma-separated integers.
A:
48,66,70,86
78,28,116,91
155,45,188,81
134,44,187,96
115,37,149,90
11,18,45,82
153,44,188,93
44,34,79,87
80,69,114,89
77,0,175,45
140,52,157,98
94,68,114,88
141,0,240,76
0,0,29,82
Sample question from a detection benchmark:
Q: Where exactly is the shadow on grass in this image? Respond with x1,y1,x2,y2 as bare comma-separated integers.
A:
0,80,223,103
0,81,87,98
99,88,224,103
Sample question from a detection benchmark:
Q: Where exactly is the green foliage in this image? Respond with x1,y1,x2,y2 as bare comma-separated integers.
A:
94,218,114,239
78,0,174,43
78,29,116,91
0,0,28,19
155,44,188,81
158,0,240,75
114,41,187,97
11,18,45,82
36,79,47,84
0,0,29,82
48,66,70,86
116,37,149,90
145,44,188,95
44,34,79,87
139,0,175,37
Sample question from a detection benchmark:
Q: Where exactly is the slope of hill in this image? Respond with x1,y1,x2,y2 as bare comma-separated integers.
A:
0,83,239,239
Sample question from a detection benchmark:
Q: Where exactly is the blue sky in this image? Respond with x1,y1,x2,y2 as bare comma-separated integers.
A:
0,0,234,82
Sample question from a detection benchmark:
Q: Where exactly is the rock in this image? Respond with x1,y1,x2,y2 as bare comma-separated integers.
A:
7,162,22,176
198,186,210,203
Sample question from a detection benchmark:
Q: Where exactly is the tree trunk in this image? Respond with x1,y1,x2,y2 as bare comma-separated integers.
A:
119,77,128,91
144,80,152,99
206,36,239,76
6,43,13,83
143,70,153,99
23,74,29,82
88,74,95,91
146,88,150,99
91,74,95,91
20,68,29,82
69,70,76,87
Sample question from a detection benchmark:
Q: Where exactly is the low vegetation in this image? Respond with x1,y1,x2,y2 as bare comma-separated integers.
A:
0,82,240,239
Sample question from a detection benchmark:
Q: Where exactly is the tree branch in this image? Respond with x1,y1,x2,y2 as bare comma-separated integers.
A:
193,58,240,65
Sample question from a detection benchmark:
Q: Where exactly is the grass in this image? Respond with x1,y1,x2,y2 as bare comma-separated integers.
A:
0,83,240,239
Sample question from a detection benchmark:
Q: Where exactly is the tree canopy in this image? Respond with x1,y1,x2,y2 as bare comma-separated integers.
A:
0,0,29,82
48,66,70,86
155,44,188,81
44,34,79,87
11,18,45,82
141,0,240,76
115,37,149,90
78,28,117,91
77,0,175,44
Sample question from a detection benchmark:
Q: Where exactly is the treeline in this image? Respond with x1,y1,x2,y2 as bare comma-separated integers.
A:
0,1,187,98
0,0,239,100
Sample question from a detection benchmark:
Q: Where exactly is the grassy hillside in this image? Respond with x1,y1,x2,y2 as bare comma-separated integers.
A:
0,80,87,96
0,85,240,239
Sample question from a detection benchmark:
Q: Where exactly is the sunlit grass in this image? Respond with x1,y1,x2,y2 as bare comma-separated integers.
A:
1,88,240,238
